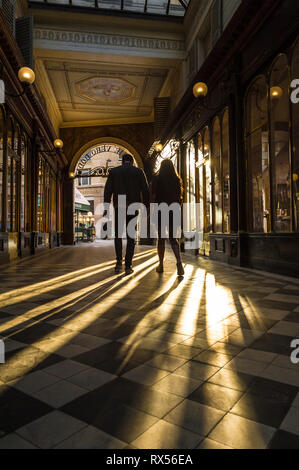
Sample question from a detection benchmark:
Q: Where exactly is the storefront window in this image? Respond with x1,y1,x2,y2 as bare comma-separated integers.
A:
37,155,44,232
20,135,27,232
203,127,212,233
26,139,32,232
222,110,230,233
0,107,4,231
45,164,51,233
270,54,291,232
15,126,22,233
51,175,57,232
0,109,61,237
186,141,197,232
292,39,299,231
57,179,63,233
212,117,222,232
197,133,204,234
246,76,271,232
7,118,15,232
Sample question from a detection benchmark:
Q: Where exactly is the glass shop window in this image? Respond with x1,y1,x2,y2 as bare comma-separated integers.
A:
186,141,197,232
0,107,4,231
197,133,204,234
222,110,230,233
20,134,27,233
58,180,63,233
37,156,44,232
212,117,222,232
51,176,57,232
45,165,51,233
246,77,271,233
203,127,212,233
270,54,291,233
7,118,16,232
292,39,299,231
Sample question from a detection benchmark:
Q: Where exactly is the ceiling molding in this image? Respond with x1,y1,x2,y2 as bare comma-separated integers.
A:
59,115,154,128
34,28,186,59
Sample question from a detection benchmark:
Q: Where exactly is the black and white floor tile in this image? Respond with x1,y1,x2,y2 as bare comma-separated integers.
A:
0,241,299,449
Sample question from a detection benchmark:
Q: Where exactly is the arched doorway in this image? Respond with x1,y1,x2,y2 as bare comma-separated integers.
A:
67,138,143,242
69,137,144,175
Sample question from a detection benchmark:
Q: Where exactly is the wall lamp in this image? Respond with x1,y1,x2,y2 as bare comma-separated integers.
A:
193,81,226,110
2,66,36,98
193,82,208,98
39,139,64,156
270,86,283,100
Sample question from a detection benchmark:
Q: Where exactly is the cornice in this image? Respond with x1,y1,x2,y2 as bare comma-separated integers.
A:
34,28,186,59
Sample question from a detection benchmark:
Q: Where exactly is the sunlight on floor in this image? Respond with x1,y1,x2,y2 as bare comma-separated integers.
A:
1,245,294,450
0,250,156,308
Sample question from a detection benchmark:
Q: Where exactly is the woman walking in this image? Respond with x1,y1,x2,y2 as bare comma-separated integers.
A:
152,159,185,277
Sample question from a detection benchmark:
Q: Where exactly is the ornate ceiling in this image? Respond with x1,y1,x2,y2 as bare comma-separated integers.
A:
32,6,185,131
34,51,178,129
76,76,137,103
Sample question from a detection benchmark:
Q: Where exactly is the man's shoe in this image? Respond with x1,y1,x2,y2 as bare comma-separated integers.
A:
125,267,134,275
115,262,123,273
177,262,185,277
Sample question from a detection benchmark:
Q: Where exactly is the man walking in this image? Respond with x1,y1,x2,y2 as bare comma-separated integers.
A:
104,154,149,275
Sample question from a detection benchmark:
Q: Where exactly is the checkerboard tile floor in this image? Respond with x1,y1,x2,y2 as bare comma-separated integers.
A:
0,241,299,449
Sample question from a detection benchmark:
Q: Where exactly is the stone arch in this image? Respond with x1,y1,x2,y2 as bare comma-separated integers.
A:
69,136,144,175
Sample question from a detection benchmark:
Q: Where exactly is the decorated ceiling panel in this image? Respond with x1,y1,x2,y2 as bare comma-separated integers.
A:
37,56,171,126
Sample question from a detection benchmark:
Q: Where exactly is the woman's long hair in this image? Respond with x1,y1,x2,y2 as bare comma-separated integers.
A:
155,159,183,203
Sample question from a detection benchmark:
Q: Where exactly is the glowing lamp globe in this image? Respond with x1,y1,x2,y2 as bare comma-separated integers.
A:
270,86,283,99
54,139,64,149
193,82,208,98
18,67,35,85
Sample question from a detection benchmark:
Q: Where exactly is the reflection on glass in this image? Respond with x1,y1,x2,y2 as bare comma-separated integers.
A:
37,156,44,233
186,142,196,232
21,136,26,233
25,140,31,232
222,110,230,233
0,108,3,231
51,177,57,232
45,166,51,233
292,41,299,231
203,128,212,234
212,117,222,233
197,134,204,234
7,119,13,232
270,54,291,232
58,181,63,233
246,77,270,233
12,129,19,232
